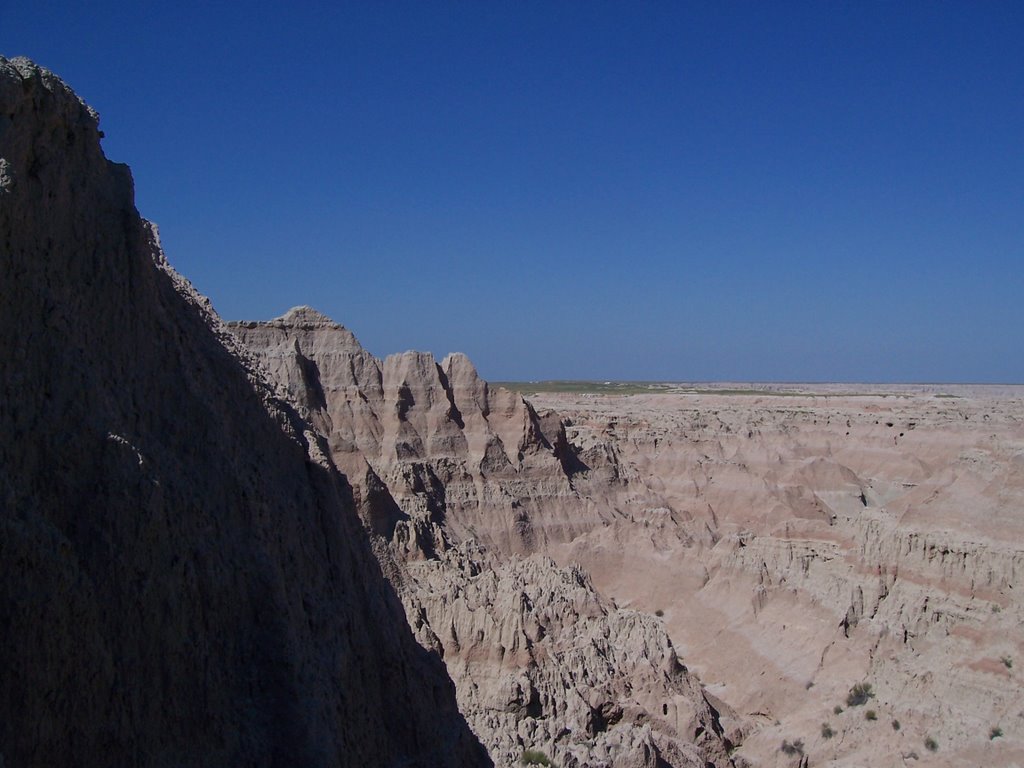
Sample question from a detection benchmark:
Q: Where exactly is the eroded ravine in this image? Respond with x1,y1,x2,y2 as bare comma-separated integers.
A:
537,389,1024,767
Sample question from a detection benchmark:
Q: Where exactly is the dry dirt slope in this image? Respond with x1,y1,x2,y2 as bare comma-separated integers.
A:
0,56,488,768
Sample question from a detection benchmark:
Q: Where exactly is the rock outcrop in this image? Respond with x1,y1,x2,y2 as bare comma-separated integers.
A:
0,56,487,768
230,309,599,554
400,546,741,768
12,50,1015,768
532,389,1024,767
231,312,742,767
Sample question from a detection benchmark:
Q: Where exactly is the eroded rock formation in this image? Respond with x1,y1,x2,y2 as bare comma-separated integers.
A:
7,52,1019,768
231,310,741,767
0,56,487,768
230,309,600,554
400,546,740,768
534,389,1024,767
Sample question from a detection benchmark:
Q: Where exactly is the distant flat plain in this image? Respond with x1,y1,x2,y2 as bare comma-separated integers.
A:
493,381,1024,398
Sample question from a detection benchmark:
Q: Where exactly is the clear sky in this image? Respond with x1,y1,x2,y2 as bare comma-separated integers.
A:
3,2,1022,382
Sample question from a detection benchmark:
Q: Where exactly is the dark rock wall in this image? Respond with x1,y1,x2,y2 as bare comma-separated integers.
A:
0,56,488,768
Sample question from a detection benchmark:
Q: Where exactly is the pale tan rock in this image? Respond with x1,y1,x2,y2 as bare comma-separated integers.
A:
230,311,603,554
232,314,742,767
394,546,741,768
531,388,1024,767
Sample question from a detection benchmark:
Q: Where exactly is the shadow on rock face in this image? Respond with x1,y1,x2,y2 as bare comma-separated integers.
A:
0,54,489,768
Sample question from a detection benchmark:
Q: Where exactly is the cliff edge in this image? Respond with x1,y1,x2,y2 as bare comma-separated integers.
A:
0,56,488,768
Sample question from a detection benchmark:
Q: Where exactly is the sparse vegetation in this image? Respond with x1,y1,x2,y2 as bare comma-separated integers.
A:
846,682,874,707
655,609,664,617
833,705,844,715
892,719,901,731
990,726,1003,740
992,603,1001,613
821,722,834,739
924,736,938,752
1001,655,1013,669
865,709,877,721
522,749,552,766
780,738,805,756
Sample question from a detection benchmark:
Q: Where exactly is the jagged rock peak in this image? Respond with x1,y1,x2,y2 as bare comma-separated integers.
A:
443,351,481,377
232,311,595,553
277,305,343,328
231,305,363,347
1,56,98,121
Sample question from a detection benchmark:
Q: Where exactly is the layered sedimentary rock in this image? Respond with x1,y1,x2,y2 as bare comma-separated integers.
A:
231,312,740,767
10,48,1015,768
531,388,1024,767
0,56,487,768
399,546,741,768
230,309,598,554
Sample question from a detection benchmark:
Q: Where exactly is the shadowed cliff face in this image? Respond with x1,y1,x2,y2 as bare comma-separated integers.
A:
0,56,489,768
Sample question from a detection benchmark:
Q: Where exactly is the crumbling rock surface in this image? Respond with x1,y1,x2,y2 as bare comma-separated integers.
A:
0,56,488,768
230,310,603,554
231,313,741,766
399,546,741,768
532,389,1024,767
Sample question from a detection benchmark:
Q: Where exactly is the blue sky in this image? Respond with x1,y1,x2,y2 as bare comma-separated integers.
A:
3,2,1022,381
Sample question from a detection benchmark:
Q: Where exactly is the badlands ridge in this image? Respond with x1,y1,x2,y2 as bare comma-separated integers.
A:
230,310,1024,768
2,56,1023,768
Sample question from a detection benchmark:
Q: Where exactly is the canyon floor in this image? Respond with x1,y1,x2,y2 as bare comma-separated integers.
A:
519,382,1024,767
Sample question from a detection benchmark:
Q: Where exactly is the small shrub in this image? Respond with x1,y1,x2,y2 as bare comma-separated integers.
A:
780,739,805,756
865,710,877,721
990,726,1003,740
1001,655,1013,669
833,705,843,715
821,723,834,739
846,682,874,707
924,736,938,752
655,609,664,617
522,749,551,766
992,604,1001,613
892,719,901,731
